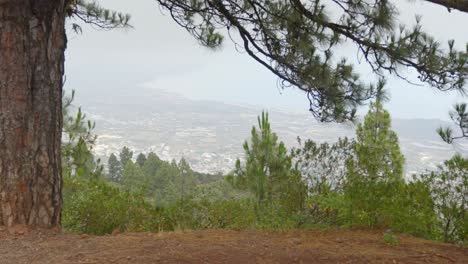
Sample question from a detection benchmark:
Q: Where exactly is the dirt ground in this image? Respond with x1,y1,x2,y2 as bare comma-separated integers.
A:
0,227,466,264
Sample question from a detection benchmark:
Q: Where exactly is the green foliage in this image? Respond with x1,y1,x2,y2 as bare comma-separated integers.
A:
229,111,306,213
344,97,405,228
437,103,468,144
195,171,225,184
253,202,305,230
60,99,312,235
383,231,400,246
348,100,405,183
149,158,199,205
160,198,257,231
419,154,467,242
289,98,441,241
302,190,346,227
147,158,182,204
67,0,131,32
61,96,464,244
61,93,155,235
192,180,252,202
142,152,163,177
157,0,467,122
389,179,439,239
107,153,122,182
153,181,181,206
62,176,155,235
62,91,103,179
119,146,133,168
160,197,318,231
108,149,220,206
176,158,199,199
136,153,147,167
291,138,355,227
121,161,148,193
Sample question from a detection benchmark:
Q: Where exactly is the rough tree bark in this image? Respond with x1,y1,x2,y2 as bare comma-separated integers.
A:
0,0,66,228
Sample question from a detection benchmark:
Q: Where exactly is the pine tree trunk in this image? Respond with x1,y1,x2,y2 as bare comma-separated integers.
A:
0,1,66,228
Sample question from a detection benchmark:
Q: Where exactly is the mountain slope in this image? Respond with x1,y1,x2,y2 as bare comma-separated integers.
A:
76,88,466,175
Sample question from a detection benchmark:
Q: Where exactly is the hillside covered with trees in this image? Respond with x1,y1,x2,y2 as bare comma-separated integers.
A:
60,92,466,244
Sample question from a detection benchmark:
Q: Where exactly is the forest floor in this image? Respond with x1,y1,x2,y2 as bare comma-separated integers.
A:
0,227,466,264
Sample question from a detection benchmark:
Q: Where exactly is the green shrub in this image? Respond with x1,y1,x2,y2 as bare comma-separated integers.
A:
156,197,311,231
341,178,440,240
420,154,467,243
161,198,257,230
388,179,439,240
304,192,346,227
255,203,301,229
383,231,400,246
201,199,257,229
63,176,156,235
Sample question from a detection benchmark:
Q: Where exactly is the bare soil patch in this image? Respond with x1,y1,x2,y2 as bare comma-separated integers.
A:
0,228,466,263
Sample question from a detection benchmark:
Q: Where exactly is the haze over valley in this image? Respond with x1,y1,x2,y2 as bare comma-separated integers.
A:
74,88,466,176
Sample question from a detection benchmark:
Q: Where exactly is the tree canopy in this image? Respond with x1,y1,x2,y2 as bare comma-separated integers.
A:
65,0,467,122
154,0,467,122
345,93,406,227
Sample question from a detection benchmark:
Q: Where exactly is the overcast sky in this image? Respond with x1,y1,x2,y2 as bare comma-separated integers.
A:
65,0,468,120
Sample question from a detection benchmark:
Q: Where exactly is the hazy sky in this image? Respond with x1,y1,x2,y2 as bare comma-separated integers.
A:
65,0,467,120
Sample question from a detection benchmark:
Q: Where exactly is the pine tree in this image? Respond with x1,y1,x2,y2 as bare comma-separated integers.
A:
142,153,163,177
154,181,180,206
107,153,122,182
119,146,133,168
142,152,164,195
232,112,306,211
151,161,177,199
345,88,405,227
136,153,147,168
348,99,404,183
121,161,147,193
177,158,198,199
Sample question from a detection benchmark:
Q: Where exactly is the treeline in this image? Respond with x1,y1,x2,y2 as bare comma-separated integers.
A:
107,147,223,205
60,92,467,244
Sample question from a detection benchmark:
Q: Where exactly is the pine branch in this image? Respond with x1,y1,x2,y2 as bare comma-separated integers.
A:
67,0,132,31
156,0,467,122
438,103,468,143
